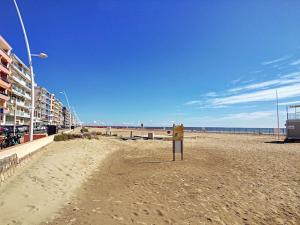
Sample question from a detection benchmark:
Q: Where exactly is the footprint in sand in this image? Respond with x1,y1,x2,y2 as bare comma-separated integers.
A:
142,209,150,215
132,212,139,217
25,204,39,212
156,209,164,217
23,194,29,198
112,215,124,221
11,219,22,225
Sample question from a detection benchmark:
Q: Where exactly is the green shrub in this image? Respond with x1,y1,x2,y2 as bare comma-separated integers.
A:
54,131,99,142
80,127,89,133
54,134,64,142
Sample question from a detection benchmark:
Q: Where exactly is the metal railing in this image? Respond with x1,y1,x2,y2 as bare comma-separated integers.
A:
0,76,10,84
0,91,8,96
287,113,300,120
11,62,31,81
0,48,10,59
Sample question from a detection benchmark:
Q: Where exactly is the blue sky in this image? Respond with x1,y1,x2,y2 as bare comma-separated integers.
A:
2,0,300,127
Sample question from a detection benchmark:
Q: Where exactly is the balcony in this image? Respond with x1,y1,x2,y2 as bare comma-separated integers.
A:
0,48,12,64
0,91,9,101
24,92,31,99
287,113,300,120
12,86,26,97
0,77,11,89
11,63,31,81
0,107,9,115
11,75,31,91
0,63,11,75
9,110,30,118
16,100,26,107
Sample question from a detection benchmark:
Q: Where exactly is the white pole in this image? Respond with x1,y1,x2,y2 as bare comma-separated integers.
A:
72,107,82,127
13,0,35,142
61,91,72,129
13,98,17,136
276,90,280,140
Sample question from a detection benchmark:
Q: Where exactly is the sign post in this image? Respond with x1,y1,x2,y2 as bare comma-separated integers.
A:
172,124,184,161
141,123,144,138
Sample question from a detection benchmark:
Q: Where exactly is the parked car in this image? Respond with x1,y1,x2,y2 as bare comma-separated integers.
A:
0,125,29,135
34,126,47,134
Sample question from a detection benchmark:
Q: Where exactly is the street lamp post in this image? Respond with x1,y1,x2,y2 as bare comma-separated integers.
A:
13,0,47,141
60,91,72,129
72,106,82,127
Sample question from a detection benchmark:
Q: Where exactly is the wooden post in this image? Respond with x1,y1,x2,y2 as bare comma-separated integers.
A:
172,140,175,161
181,140,183,160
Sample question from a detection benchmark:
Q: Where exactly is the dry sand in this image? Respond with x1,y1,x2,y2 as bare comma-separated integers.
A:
0,138,120,225
0,130,299,225
44,131,299,225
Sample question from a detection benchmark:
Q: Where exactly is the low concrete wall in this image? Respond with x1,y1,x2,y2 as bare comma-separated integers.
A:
0,135,55,184
0,154,18,182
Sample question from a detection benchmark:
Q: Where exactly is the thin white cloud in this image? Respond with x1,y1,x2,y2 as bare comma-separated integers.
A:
186,72,300,107
219,111,276,120
185,100,202,105
197,105,227,109
262,55,290,65
205,92,217,97
228,72,300,93
290,59,300,66
184,110,286,128
212,83,300,106
249,70,263,74
231,78,242,85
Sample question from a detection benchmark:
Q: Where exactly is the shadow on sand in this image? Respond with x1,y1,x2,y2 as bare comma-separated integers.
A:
139,160,174,164
264,140,285,144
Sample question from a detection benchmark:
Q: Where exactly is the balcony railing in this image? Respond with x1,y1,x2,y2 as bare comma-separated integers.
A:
11,62,31,81
0,76,11,89
12,87,31,100
0,91,9,101
287,113,300,120
0,48,12,64
12,75,31,90
9,110,30,118
0,62,10,75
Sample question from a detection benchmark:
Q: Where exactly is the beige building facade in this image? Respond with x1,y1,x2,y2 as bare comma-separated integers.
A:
0,36,12,125
6,54,32,125
50,94,63,126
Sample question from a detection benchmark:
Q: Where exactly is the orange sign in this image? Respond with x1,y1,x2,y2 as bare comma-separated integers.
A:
173,124,184,141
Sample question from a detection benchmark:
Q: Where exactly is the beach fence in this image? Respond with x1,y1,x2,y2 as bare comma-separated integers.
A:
185,127,286,136
143,126,286,136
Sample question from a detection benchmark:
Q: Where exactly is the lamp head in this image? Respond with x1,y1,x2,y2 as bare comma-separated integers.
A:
39,53,48,58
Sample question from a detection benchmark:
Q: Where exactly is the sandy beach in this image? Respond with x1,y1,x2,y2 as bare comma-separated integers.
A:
0,137,120,225
0,129,299,225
